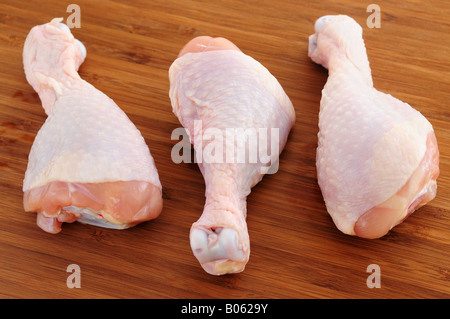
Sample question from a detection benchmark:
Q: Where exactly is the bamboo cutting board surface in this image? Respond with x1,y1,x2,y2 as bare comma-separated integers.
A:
1,0,449,299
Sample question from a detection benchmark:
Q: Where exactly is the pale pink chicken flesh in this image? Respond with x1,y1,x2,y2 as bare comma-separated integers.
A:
24,181,162,234
22,18,163,233
309,15,439,238
177,36,241,58
170,36,295,274
354,132,439,238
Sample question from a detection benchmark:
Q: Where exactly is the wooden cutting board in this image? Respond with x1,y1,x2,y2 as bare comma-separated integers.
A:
1,0,449,299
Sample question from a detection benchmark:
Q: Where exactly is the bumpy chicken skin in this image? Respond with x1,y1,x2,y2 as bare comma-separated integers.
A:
23,18,163,233
170,36,295,274
309,15,439,238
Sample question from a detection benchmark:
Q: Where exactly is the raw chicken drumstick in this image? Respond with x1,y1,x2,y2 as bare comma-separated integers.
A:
169,36,295,275
22,18,163,233
308,15,439,239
